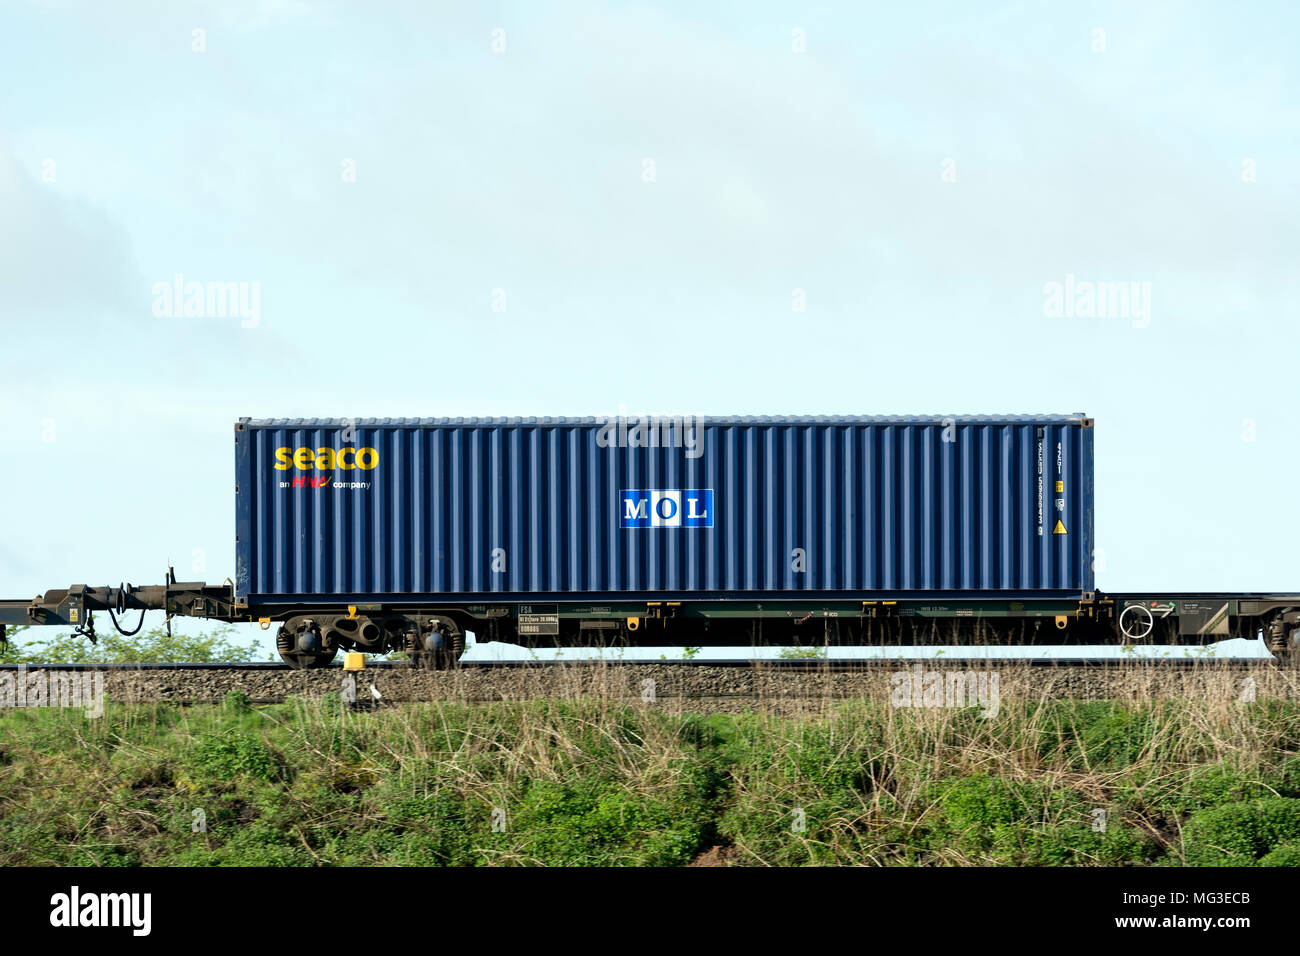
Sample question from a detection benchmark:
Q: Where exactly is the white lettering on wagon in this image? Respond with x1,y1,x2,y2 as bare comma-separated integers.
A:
1035,430,1044,537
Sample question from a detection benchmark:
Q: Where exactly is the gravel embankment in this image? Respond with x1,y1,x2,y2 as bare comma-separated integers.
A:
6,661,1298,712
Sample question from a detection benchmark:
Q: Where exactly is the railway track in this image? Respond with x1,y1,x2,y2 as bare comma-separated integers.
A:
3,655,1297,708
0,655,1287,671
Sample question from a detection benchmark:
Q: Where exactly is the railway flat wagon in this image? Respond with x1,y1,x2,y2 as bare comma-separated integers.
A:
235,414,1098,666
6,413,1297,668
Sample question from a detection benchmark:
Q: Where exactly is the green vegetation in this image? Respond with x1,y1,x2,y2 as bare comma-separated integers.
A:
0,625,264,665
777,645,829,660
2,691,1299,866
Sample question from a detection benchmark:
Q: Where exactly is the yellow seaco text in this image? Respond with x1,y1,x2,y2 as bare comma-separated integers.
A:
273,447,380,470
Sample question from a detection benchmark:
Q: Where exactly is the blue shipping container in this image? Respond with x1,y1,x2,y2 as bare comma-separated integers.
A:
234,415,1095,604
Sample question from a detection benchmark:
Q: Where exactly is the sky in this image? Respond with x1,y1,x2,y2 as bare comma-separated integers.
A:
0,0,1296,659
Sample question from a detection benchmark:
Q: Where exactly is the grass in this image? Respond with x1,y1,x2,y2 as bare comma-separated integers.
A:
0,625,265,665
3,673,1300,866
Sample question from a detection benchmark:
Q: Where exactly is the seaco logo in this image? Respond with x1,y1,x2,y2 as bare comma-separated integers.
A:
621,489,713,528
274,447,379,471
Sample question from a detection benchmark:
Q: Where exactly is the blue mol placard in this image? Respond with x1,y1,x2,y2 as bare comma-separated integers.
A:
620,489,714,528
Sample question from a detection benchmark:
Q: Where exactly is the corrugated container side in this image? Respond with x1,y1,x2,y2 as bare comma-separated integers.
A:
234,416,1094,603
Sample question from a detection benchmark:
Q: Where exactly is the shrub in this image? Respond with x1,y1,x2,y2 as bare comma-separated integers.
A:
1181,798,1300,865
189,735,281,783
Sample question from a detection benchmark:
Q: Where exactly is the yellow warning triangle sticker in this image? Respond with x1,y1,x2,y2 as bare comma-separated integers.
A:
1052,520,1067,535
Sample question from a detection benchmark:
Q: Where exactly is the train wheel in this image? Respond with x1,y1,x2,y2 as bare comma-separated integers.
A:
405,625,464,670
279,647,338,669
276,620,339,669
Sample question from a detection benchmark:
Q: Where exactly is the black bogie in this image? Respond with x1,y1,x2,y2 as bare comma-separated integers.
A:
275,612,464,670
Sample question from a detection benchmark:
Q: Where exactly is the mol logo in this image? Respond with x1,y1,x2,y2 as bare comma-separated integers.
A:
620,489,713,528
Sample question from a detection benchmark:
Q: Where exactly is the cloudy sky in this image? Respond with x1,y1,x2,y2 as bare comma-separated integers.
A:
1,1,1296,654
